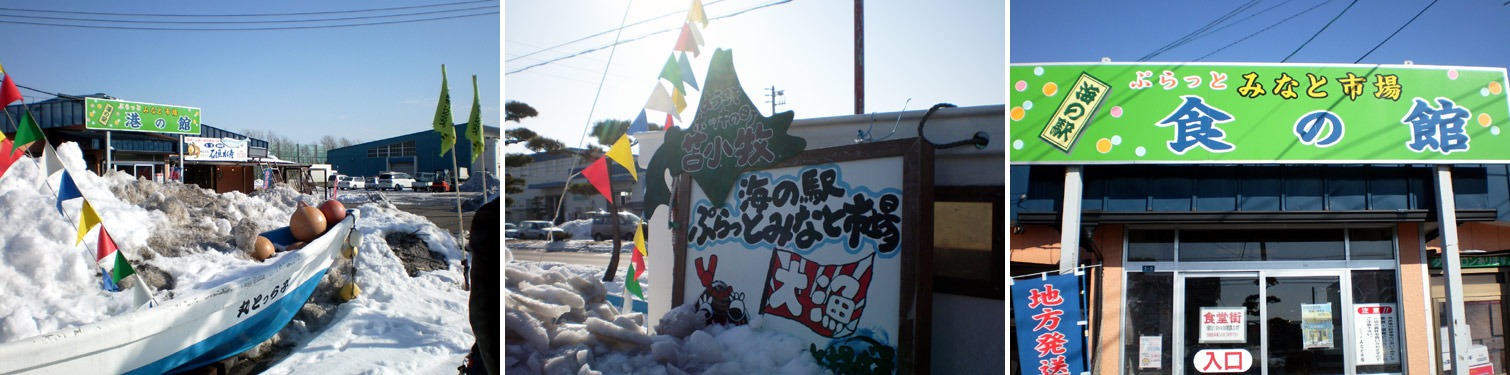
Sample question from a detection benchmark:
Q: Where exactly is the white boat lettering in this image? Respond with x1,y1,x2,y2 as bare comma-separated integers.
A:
236,278,292,318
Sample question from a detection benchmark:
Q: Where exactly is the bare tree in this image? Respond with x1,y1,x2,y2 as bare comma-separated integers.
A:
319,135,338,150
338,137,355,147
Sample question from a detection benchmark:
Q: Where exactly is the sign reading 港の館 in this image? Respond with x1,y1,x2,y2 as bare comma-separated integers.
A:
183,136,248,162
85,97,201,135
1010,63,1510,164
675,139,930,374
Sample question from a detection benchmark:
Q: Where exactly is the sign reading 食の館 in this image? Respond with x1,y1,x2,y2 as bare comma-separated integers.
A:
85,97,201,135
1010,63,1510,164
183,136,248,162
674,139,931,374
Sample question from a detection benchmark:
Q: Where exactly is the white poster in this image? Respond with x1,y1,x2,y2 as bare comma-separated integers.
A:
184,136,248,162
1301,303,1334,349
1139,335,1162,369
1354,303,1399,365
1198,307,1246,343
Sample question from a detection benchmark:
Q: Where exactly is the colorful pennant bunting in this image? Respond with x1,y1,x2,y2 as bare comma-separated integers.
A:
39,140,66,185
432,65,456,157
97,227,137,286
13,109,44,154
678,53,700,91
628,109,650,135
687,0,708,28
634,224,646,258
674,24,701,57
581,156,615,203
672,86,688,114
606,134,637,181
0,62,20,107
659,55,685,95
56,170,82,215
645,84,679,121
0,138,22,181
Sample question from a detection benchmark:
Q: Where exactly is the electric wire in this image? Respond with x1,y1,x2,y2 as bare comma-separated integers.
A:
1138,0,1262,62
507,0,791,75
1283,0,1356,62
0,5,497,24
1353,0,1438,64
0,1,491,18
506,0,732,63
1193,0,1333,62
0,11,497,31
1159,0,1296,59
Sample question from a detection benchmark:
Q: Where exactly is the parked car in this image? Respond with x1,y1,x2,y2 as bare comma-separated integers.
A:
364,176,378,190
518,220,568,241
375,172,416,191
590,211,642,241
504,223,519,239
334,175,365,190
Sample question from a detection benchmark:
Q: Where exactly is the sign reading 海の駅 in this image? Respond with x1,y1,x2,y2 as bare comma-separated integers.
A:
675,139,931,374
85,97,201,135
1010,63,1510,164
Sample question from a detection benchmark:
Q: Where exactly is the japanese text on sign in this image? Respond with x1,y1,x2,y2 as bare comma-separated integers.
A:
234,278,292,318
1039,72,1111,153
1012,274,1085,375
1354,303,1400,365
690,165,903,256
759,249,874,338
1198,307,1245,344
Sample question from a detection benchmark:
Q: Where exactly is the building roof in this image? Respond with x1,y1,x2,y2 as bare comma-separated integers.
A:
3,94,268,149
327,123,501,153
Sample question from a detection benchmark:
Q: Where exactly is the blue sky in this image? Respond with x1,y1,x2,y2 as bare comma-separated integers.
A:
0,1,500,143
1010,1,1510,68
505,0,1006,153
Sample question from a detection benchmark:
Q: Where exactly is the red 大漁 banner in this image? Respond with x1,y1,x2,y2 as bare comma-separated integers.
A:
758,248,874,338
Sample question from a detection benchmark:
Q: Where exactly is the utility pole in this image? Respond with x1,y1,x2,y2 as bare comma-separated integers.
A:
854,0,864,115
764,86,786,115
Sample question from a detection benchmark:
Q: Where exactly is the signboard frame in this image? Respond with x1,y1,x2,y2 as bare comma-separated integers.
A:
669,137,934,373
84,97,202,135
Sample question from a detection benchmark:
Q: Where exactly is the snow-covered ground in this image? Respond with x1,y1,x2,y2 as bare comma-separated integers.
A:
506,256,828,375
0,142,475,373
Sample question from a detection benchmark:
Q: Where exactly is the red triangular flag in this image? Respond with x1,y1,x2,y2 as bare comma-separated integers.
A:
0,74,21,107
582,156,615,203
631,244,647,280
0,139,24,180
666,113,675,129
98,226,119,262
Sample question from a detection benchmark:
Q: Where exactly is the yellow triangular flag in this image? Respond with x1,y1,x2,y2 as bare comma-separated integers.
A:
672,86,688,114
688,0,708,28
634,224,647,257
77,199,102,246
606,134,636,181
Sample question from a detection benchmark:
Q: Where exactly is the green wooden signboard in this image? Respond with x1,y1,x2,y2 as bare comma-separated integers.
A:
85,97,201,135
1010,63,1510,164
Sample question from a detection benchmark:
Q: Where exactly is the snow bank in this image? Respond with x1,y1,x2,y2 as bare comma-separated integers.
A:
260,202,472,375
505,261,825,375
558,219,592,240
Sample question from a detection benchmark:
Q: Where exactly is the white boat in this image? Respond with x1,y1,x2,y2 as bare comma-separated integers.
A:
0,210,362,375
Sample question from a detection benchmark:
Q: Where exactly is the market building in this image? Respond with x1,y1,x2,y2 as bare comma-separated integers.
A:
0,93,312,194
503,147,641,225
323,124,500,182
1010,62,1510,375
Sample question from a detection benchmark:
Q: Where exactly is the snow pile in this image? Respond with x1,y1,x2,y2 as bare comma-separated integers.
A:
558,219,592,240
505,261,825,374
458,172,498,193
261,203,472,375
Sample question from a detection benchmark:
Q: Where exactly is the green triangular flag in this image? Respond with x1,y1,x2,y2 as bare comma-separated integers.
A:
626,264,645,300
432,65,456,157
658,54,684,95
13,109,44,154
111,251,136,284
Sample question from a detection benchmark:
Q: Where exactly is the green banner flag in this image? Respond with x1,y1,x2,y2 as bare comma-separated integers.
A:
433,65,456,157
1010,63,1510,164
466,75,484,163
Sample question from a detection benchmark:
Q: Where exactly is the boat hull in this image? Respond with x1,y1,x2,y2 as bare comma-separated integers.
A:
0,211,358,375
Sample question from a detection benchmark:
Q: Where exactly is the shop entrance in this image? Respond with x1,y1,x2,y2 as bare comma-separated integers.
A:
1175,271,1347,375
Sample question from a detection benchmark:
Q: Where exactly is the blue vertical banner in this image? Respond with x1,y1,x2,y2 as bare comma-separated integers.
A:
1013,273,1085,375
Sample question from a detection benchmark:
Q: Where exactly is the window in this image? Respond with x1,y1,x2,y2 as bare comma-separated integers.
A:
1125,227,1394,263
932,186,1002,299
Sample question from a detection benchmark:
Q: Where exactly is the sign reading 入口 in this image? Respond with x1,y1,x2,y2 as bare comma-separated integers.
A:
1010,63,1510,164
85,97,201,135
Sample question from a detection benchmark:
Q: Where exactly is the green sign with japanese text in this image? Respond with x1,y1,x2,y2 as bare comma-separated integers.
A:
85,97,201,135
1010,63,1510,164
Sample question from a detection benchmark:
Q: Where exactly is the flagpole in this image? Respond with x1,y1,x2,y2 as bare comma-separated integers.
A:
452,142,466,257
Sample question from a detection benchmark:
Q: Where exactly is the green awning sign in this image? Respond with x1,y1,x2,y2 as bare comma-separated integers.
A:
1010,63,1510,164
85,97,201,135
1428,255,1510,269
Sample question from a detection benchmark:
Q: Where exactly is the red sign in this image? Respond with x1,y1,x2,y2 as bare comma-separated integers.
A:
1470,364,1494,375
1193,349,1253,373
758,249,875,338
1358,306,1394,314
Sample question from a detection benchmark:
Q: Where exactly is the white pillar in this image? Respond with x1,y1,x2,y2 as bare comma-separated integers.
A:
1060,166,1082,273
1435,165,1472,375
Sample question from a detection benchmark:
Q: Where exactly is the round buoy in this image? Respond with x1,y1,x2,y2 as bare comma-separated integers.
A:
339,283,361,301
289,202,328,242
251,236,275,262
342,243,359,259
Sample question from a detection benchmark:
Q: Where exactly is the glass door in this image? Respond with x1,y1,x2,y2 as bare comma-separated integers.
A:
1177,271,1349,375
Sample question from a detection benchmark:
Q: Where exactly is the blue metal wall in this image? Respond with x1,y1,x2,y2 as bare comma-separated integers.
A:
1010,165,1510,221
325,124,495,177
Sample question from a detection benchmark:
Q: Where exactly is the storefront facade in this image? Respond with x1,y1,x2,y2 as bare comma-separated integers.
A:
1010,62,1510,375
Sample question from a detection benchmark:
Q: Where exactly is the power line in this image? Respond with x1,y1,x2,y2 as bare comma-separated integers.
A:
1283,0,1356,62
0,1,491,18
506,0,732,63
1138,0,1262,62
0,11,497,31
1194,0,1334,62
0,5,497,24
1153,0,1297,60
1354,0,1438,64
507,0,792,75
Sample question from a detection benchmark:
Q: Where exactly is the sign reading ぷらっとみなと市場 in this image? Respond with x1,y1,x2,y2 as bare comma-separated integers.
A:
85,97,201,135
1010,63,1510,164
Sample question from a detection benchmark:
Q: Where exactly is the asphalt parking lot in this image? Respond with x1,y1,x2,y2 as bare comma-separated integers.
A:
372,190,483,242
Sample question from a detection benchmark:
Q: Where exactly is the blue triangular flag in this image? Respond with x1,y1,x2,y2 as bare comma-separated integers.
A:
627,109,649,135
101,268,120,292
57,170,82,215
678,52,700,91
